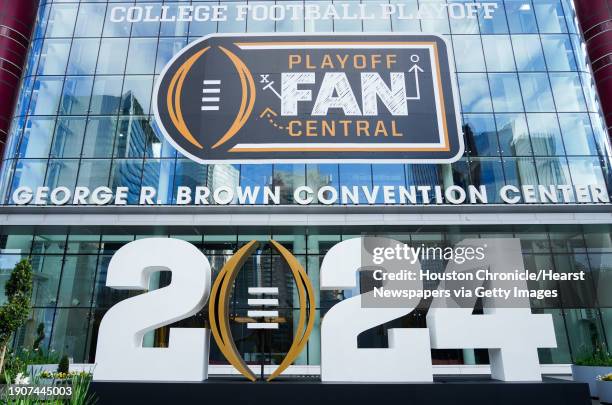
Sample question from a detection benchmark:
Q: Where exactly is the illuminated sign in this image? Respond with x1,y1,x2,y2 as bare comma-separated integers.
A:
153,34,463,163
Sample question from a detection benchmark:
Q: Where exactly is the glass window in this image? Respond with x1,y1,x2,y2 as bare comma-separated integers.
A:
246,1,276,33
570,34,588,72
218,1,247,33
478,0,507,34
496,113,532,156
533,0,567,33
567,157,607,190
120,76,153,115
110,159,144,204
32,234,66,255
390,0,420,32
30,255,62,306
49,308,91,363
160,3,190,36
74,3,106,37
10,160,48,194
126,38,158,74
481,35,515,71
541,35,576,71
589,113,611,156
505,0,538,33
453,35,485,72
28,77,64,116
46,4,78,37
114,116,155,158
536,309,572,364
273,164,306,204
66,38,100,75
45,159,79,189
339,165,372,204
76,160,111,190
51,117,86,158
189,3,218,36
156,38,188,74
488,73,523,112
518,73,555,112
276,0,305,32
67,234,101,255
362,0,391,32
549,72,587,112
4,118,24,159
503,157,538,190
90,76,123,116
19,117,55,158
458,73,492,112
527,113,565,156
306,164,339,203
581,72,599,112
535,156,572,188
420,0,450,34
81,117,117,158
511,34,546,71
13,76,34,118
239,165,272,204
174,159,207,203
59,76,94,116
37,39,71,75
564,309,607,359
142,159,176,204
463,114,499,157
557,114,597,156
57,255,97,307
102,2,132,37
332,0,361,32
96,38,129,75
131,3,160,37
372,164,406,203
469,157,505,202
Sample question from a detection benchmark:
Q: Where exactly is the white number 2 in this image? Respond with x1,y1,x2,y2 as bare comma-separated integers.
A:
93,238,211,381
320,238,433,382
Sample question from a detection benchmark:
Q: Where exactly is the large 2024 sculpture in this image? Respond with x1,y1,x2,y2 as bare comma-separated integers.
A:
93,237,556,382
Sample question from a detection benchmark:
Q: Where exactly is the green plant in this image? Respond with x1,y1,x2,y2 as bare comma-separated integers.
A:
574,344,612,367
32,323,45,351
57,354,70,373
69,372,97,405
0,259,33,375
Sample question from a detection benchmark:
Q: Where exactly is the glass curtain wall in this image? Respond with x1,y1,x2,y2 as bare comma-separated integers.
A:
0,0,611,205
0,224,610,366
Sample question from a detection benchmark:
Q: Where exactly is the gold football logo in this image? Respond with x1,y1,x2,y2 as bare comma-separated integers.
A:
208,240,315,381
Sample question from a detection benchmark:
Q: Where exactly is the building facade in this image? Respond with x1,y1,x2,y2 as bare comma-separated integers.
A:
0,0,611,374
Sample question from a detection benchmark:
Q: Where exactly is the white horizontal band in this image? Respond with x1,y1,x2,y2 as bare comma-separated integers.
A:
248,298,278,306
248,287,279,295
248,310,279,317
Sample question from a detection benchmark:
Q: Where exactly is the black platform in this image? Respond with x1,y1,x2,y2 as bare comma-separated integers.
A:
90,376,591,405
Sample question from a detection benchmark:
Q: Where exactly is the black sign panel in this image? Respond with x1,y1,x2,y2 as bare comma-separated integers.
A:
153,34,463,163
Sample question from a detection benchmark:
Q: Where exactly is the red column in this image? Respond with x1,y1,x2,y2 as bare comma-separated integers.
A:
574,0,612,139
0,0,38,158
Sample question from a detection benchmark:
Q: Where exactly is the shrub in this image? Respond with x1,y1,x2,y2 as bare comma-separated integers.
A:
574,345,612,367
0,259,33,375
58,354,70,373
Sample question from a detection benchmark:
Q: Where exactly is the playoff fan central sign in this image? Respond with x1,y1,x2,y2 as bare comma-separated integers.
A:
153,34,463,163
